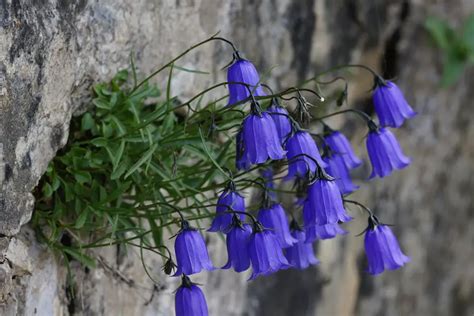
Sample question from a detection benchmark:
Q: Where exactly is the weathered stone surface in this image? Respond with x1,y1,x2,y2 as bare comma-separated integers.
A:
1,0,474,315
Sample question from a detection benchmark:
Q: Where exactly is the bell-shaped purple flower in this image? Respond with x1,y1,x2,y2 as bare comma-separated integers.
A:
323,153,359,195
364,216,410,275
257,203,297,248
227,57,265,106
268,102,292,143
222,216,252,272
286,131,326,178
304,178,352,226
304,222,347,243
285,223,319,269
373,80,417,128
174,221,214,276
366,127,411,178
208,184,245,233
241,111,286,166
175,275,209,316
248,224,291,279
324,131,362,169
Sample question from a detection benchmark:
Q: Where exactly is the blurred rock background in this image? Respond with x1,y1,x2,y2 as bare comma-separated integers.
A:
1,0,473,315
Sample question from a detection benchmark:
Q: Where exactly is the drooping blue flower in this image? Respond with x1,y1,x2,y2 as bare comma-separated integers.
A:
366,127,411,178
364,216,410,275
227,57,265,106
240,110,286,166
323,153,359,195
257,203,297,248
268,101,292,143
285,223,319,269
175,275,209,316
248,224,291,279
286,131,327,178
174,221,214,276
373,80,416,128
304,222,347,243
222,216,252,272
208,183,245,233
303,178,352,226
324,130,362,169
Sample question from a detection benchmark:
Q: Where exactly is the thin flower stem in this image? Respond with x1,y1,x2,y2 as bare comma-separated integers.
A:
131,32,232,94
301,64,381,86
343,199,374,216
316,108,373,123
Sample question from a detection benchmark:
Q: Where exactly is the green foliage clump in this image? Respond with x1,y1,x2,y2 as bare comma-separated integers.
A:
33,65,247,269
425,13,474,86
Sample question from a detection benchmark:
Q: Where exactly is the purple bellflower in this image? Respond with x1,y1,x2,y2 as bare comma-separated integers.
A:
366,127,411,178
208,182,245,233
175,275,209,316
174,221,214,276
257,203,297,248
268,100,292,143
286,131,327,178
222,215,252,272
373,80,416,128
248,222,291,280
324,130,362,169
227,56,265,106
305,222,347,243
323,153,359,195
303,172,352,226
239,109,286,167
285,221,319,269
364,215,410,275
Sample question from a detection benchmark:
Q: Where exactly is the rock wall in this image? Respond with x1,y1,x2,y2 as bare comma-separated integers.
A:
1,0,473,315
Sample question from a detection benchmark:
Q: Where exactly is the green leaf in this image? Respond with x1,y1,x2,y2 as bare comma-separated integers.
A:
108,115,127,136
124,144,158,179
93,98,111,110
81,113,95,131
425,17,452,51
111,161,128,180
74,209,89,229
62,248,96,268
441,54,466,86
462,14,474,52
198,128,230,181
106,141,126,172
74,171,92,185
173,65,210,74
42,183,53,198
91,137,108,147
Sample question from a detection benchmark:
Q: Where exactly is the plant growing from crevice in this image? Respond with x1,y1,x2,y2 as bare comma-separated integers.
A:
32,33,416,314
